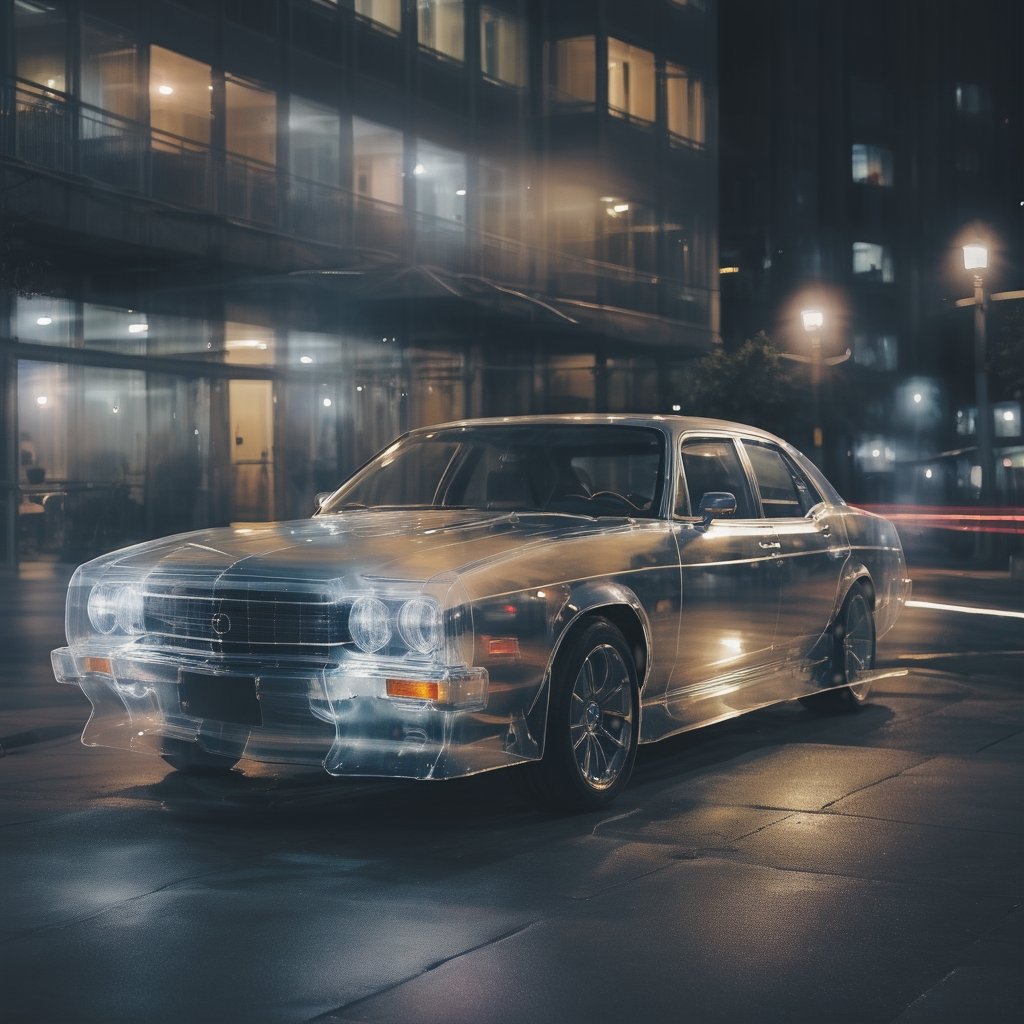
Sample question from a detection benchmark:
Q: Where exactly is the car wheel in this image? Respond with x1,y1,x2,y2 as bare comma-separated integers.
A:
160,738,239,775
801,583,876,713
529,617,639,811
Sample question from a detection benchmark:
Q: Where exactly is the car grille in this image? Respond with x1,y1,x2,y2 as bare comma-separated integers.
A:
142,582,350,658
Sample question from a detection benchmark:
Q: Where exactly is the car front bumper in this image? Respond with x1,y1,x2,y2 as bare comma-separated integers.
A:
49,646,523,780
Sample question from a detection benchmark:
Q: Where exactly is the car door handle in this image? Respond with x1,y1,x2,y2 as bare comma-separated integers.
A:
758,540,781,551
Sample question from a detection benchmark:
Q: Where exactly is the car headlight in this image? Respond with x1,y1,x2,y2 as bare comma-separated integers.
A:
349,596,392,653
397,598,441,654
87,583,144,635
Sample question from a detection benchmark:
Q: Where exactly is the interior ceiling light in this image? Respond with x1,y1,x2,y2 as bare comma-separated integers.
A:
128,323,148,334
299,355,313,364
158,84,174,96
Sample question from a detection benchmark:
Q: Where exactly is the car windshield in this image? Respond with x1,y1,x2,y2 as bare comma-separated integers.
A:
319,424,667,518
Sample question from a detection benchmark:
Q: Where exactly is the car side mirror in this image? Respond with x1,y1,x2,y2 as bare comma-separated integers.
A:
698,491,737,528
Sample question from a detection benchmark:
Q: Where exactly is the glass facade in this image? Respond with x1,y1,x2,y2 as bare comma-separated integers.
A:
289,95,341,185
1,0,719,567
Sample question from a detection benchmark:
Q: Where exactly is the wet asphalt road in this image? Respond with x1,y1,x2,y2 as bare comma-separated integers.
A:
0,561,1021,1023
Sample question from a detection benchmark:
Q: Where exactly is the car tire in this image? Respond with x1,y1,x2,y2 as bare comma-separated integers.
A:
800,583,876,713
528,617,639,812
160,738,239,775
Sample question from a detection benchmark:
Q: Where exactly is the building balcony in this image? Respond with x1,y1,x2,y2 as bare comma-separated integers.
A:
2,78,712,331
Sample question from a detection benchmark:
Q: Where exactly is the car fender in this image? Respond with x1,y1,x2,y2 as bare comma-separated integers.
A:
837,560,875,619
522,580,652,753
544,580,652,689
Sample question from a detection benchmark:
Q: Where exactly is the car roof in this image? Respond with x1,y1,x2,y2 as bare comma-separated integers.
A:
411,413,786,444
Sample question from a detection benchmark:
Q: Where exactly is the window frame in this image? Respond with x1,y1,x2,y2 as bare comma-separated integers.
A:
674,433,757,521
738,439,824,520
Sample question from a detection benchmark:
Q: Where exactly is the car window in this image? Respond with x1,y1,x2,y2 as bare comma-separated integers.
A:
677,437,755,519
321,424,666,517
742,440,821,516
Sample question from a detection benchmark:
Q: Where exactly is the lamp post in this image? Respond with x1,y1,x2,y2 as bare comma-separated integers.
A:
801,307,824,467
963,242,993,504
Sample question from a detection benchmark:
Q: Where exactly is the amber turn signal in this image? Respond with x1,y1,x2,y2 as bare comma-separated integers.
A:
82,656,113,675
386,678,441,701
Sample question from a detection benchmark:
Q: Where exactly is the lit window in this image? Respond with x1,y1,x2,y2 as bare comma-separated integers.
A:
480,161,516,238
415,140,467,224
552,37,595,105
994,403,1021,438
955,83,987,114
549,183,599,258
226,76,276,166
14,0,66,92
353,117,403,206
81,23,138,120
851,144,893,186
355,0,401,32
608,40,655,123
604,199,657,273
418,0,464,62
150,47,211,145
852,242,894,283
480,6,525,86
666,62,704,143
15,295,74,347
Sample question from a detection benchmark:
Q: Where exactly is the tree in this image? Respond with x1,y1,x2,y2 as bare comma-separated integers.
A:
677,331,799,436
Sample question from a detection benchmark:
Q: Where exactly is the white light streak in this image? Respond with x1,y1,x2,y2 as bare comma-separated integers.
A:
907,599,1024,621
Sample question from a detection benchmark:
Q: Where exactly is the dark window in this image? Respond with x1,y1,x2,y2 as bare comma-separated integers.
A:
742,441,821,517
677,438,754,518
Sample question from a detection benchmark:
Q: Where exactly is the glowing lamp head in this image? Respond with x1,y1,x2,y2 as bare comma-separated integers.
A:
962,243,988,272
801,308,824,333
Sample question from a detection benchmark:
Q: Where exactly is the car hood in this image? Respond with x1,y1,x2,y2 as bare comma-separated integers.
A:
84,509,620,589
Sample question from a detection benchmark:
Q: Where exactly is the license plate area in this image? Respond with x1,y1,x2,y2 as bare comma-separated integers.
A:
178,671,262,726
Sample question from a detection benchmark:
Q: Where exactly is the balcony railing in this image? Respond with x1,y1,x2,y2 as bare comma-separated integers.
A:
2,78,712,328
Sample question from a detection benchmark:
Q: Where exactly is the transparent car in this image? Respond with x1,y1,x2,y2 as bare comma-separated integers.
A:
52,416,911,810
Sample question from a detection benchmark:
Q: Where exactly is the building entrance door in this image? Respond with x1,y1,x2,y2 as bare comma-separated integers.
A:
229,379,275,523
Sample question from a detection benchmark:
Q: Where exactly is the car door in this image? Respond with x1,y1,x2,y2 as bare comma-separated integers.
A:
663,435,783,727
739,439,849,669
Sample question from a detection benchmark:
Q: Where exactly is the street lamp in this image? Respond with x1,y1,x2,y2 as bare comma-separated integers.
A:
962,241,993,503
801,307,825,466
